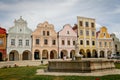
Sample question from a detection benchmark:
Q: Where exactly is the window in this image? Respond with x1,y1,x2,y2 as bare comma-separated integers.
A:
19,39,22,46
92,31,95,36
67,31,69,34
85,22,89,27
36,39,39,45
44,39,48,45
92,41,95,45
0,39,3,45
20,29,22,32
99,42,102,47
52,40,56,45
113,38,114,41
105,42,107,47
109,42,111,47
86,30,89,36
79,21,83,26
47,31,49,36
67,40,70,45
80,30,83,35
26,40,29,46
80,40,83,45
104,33,106,36
91,22,94,28
86,40,89,45
73,41,75,45
43,31,45,36
11,39,15,45
62,40,65,45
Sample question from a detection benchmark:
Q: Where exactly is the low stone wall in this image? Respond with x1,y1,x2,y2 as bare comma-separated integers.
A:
0,60,48,68
48,60,115,73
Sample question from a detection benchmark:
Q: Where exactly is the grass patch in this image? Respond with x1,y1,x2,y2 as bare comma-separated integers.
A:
0,63,120,80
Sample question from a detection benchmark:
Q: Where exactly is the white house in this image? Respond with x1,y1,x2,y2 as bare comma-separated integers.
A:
7,16,32,61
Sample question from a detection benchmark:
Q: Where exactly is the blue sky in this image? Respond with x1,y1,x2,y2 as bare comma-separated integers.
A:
0,0,120,37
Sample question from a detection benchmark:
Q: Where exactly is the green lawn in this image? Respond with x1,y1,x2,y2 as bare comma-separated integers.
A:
0,64,120,80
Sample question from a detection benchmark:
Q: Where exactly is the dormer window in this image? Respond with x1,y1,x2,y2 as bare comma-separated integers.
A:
104,33,106,36
67,31,69,34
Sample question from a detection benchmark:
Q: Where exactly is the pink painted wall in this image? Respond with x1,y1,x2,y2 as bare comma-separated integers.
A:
58,24,77,58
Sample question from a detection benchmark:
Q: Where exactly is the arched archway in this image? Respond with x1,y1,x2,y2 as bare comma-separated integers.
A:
60,50,68,59
0,52,2,61
50,50,57,59
22,50,32,60
42,50,48,59
86,49,91,58
9,50,19,61
34,50,40,60
100,51,105,58
70,50,75,58
79,49,85,58
92,49,98,58
107,51,112,57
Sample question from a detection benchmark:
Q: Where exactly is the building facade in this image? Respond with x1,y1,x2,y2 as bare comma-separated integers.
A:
77,16,97,58
0,27,7,61
7,16,32,61
96,27,114,58
110,33,120,54
32,21,58,60
58,24,77,58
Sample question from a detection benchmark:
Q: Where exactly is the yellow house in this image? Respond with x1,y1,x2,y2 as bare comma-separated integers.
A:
77,16,97,58
96,26,114,58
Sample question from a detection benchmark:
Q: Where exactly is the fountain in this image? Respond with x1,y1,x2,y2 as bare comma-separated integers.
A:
48,41,115,73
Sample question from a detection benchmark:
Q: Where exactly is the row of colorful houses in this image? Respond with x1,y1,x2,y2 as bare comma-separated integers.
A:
0,16,120,61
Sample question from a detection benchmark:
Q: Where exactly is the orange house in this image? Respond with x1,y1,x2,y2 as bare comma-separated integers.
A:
0,27,6,61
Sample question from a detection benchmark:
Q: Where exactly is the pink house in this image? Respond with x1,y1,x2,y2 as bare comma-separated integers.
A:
58,24,77,58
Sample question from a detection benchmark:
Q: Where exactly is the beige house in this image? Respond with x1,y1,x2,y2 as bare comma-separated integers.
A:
32,21,58,60
96,27,114,58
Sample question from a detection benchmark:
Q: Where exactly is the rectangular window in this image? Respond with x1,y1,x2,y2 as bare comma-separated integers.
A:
62,40,65,45
92,41,95,45
67,40,70,45
80,30,83,35
19,39,22,46
105,42,107,47
0,38,3,45
52,40,56,45
80,40,83,45
36,39,39,45
26,40,29,46
73,41,75,45
92,31,95,36
11,39,15,45
85,22,89,27
43,31,45,36
99,42,102,47
86,30,89,36
86,40,89,45
91,22,94,28
109,42,111,47
47,31,49,36
44,39,48,45
79,21,83,26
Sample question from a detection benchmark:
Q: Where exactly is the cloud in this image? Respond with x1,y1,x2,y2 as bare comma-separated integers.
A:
0,0,120,39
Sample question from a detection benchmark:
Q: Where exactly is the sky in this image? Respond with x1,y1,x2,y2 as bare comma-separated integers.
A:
0,0,120,38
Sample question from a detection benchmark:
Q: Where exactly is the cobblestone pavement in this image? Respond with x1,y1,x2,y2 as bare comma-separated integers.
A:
36,69,120,76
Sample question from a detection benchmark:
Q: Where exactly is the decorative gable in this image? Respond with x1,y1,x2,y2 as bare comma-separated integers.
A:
8,16,32,34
